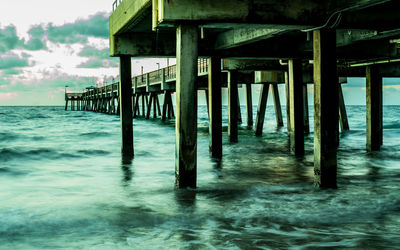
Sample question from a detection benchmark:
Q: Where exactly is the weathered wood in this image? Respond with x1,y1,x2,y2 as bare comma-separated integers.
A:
237,93,242,124
208,57,223,158
146,93,153,119
119,56,134,157
65,99,68,111
153,93,157,118
175,25,198,188
313,29,338,188
254,83,269,136
162,91,168,121
303,84,310,134
141,94,145,117
168,93,174,119
156,95,162,116
272,83,284,127
205,89,210,120
228,70,239,143
246,84,253,129
289,59,304,155
366,65,383,151
285,72,291,133
338,84,350,131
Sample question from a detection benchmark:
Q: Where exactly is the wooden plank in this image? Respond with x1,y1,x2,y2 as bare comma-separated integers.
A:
289,59,304,155
366,65,383,151
175,25,198,188
119,56,134,157
208,57,223,157
313,29,338,188
228,71,239,143
254,83,269,136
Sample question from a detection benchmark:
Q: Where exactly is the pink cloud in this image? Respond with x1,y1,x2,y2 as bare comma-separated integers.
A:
0,92,18,101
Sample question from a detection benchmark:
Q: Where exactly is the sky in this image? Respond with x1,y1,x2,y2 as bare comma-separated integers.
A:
0,0,399,105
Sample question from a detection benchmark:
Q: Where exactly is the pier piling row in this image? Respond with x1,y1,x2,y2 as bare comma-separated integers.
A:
66,0,400,188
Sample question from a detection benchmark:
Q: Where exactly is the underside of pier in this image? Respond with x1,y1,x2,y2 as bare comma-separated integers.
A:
108,0,400,188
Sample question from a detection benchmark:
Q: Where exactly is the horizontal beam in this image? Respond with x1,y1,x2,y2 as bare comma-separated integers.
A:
215,28,287,50
154,0,397,29
110,32,176,57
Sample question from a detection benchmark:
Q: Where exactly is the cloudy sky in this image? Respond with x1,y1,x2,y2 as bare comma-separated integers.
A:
0,0,399,105
0,0,169,105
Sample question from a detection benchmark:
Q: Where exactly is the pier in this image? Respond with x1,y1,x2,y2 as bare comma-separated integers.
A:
66,0,400,188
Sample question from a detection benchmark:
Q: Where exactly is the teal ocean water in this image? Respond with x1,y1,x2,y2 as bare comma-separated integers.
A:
1,105,400,249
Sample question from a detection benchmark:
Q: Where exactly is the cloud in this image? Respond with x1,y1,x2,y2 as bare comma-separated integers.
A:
77,45,117,68
0,25,21,53
23,25,47,51
2,68,22,76
0,54,29,69
47,12,109,44
0,92,18,101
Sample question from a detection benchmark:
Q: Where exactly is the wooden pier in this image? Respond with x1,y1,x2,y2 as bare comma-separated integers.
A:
67,0,400,188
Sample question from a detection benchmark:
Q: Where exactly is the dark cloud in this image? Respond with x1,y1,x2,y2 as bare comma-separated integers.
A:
24,25,47,51
2,68,22,76
0,25,21,52
77,45,117,68
0,54,29,69
47,12,109,44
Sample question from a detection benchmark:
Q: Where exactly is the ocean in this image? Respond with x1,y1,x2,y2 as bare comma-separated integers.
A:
1,105,400,249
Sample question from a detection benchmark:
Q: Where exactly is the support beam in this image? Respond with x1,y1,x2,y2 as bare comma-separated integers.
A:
254,83,269,136
246,84,253,129
119,56,134,157
303,84,310,134
208,57,223,158
285,72,291,133
313,29,338,188
175,25,198,188
162,91,168,121
228,71,239,143
289,59,304,155
272,83,284,127
366,65,383,151
338,84,350,131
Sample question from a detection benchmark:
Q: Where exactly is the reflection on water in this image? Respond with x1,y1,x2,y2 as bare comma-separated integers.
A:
0,105,400,248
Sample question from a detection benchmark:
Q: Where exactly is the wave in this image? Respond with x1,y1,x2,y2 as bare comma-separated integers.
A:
0,132,19,141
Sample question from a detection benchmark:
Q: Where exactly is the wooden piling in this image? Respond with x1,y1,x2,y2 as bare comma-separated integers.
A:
119,56,134,157
254,83,269,136
366,65,383,151
228,70,239,142
272,83,284,127
175,24,198,188
313,29,338,188
285,72,291,133
146,93,153,119
338,84,350,131
162,91,168,121
303,84,310,134
245,84,253,129
289,59,304,155
208,57,222,158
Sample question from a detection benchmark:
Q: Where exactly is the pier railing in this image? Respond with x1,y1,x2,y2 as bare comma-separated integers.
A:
112,0,122,12
70,59,210,100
